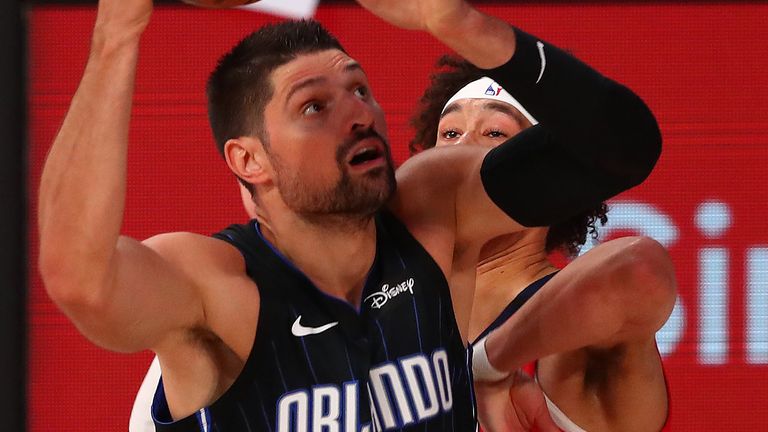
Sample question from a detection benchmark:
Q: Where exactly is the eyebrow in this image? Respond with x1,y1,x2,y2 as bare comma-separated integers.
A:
440,99,523,120
440,103,463,118
285,61,364,104
480,100,520,117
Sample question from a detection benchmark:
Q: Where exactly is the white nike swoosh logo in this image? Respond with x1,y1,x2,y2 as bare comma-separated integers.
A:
536,41,546,84
291,315,339,337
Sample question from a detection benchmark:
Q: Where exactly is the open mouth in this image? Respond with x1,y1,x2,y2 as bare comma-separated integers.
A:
349,146,383,166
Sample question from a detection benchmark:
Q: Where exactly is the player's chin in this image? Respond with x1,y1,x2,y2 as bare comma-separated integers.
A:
355,174,395,209
365,166,396,194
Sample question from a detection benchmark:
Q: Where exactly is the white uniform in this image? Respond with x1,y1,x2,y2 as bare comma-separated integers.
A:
129,357,159,432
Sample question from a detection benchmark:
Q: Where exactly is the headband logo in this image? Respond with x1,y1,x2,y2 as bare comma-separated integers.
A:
484,84,501,96
442,77,538,125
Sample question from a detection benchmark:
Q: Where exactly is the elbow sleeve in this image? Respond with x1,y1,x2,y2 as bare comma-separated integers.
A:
478,27,662,227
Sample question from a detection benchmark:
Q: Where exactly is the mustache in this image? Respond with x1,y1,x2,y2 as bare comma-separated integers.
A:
336,127,389,163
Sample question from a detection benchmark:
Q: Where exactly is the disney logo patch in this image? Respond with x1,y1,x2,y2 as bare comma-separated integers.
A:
364,278,415,309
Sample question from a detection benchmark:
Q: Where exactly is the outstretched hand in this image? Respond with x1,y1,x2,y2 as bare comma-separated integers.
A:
475,370,560,432
354,0,515,69
354,0,470,33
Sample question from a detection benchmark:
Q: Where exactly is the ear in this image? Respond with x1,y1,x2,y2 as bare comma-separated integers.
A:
224,136,272,186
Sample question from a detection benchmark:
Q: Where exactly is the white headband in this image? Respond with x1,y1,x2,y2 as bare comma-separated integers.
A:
441,77,538,126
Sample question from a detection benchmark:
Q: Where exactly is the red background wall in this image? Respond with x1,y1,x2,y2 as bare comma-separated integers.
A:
27,3,768,430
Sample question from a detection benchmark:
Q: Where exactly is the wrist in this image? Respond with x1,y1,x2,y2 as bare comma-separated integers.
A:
472,335,510,382
90,26,143,60
92,8,151,54
424,2,475,39
428,7,516,69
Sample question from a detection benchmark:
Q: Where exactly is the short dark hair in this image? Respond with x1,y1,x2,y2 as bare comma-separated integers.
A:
411,55,608,257
207,20,346,156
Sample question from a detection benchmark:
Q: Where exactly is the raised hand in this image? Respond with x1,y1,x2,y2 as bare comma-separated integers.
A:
354,0,515,69
354,0,470,33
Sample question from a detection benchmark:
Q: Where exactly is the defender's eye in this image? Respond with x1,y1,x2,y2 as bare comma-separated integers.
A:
441,129,461,140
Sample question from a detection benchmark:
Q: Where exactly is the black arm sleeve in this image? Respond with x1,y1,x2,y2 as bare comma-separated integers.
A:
479,28,662,227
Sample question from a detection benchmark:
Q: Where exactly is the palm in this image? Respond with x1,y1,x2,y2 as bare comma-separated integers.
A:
475,371,560,432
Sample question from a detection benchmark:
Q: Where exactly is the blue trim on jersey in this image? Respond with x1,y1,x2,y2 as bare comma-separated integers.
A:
465,272,559,426
374,319,390,360
343,345,356,380
252,221,377,314
236,400,259,432
152,377,176,426
194,407,212,432
473,271,558,344
270,340,289,392
411,296,424,353
292,306,321,383
467,345,478,426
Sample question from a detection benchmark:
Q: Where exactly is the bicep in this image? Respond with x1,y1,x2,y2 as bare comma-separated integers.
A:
63,234,208,353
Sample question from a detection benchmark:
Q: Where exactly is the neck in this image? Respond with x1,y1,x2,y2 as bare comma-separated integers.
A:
258,208,377,308
468,231,558,341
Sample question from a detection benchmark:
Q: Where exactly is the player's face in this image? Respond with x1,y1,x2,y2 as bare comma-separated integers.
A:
435,99,531,148
261,49,394,219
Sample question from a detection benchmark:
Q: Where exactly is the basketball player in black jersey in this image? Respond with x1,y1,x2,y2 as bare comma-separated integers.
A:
38,0,661,430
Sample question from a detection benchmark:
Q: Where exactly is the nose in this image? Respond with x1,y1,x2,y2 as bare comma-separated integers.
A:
346,93,376,132
461,129,488,147
454,133,469,146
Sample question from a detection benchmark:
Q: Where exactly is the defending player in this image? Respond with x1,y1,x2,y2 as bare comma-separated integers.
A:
409,59,674,431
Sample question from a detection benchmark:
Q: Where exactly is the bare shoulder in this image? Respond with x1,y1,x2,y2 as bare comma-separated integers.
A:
138,232,261,416
391,145,487,228
389,146,484,271
393,144,487,198
142,231,260,357
142,231,246,275
391,144,516,267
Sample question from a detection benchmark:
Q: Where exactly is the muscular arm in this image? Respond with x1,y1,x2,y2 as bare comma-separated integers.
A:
485,237,675,371
477,28,661,227
380,1,661,245
442,19,661,231
37,0,205,353
483,237,676,431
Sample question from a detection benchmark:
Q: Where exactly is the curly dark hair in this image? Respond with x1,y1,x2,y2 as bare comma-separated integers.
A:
410,55,608,257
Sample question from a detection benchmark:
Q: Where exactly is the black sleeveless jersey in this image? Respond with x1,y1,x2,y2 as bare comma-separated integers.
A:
152,210,476,431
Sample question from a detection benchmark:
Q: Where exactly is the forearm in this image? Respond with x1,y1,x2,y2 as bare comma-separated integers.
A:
426,6,516,69
484,237,676,373
484,277,623,372
38,29,141,292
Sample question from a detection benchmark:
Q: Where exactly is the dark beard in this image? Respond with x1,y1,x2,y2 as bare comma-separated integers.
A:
271,128,396,225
